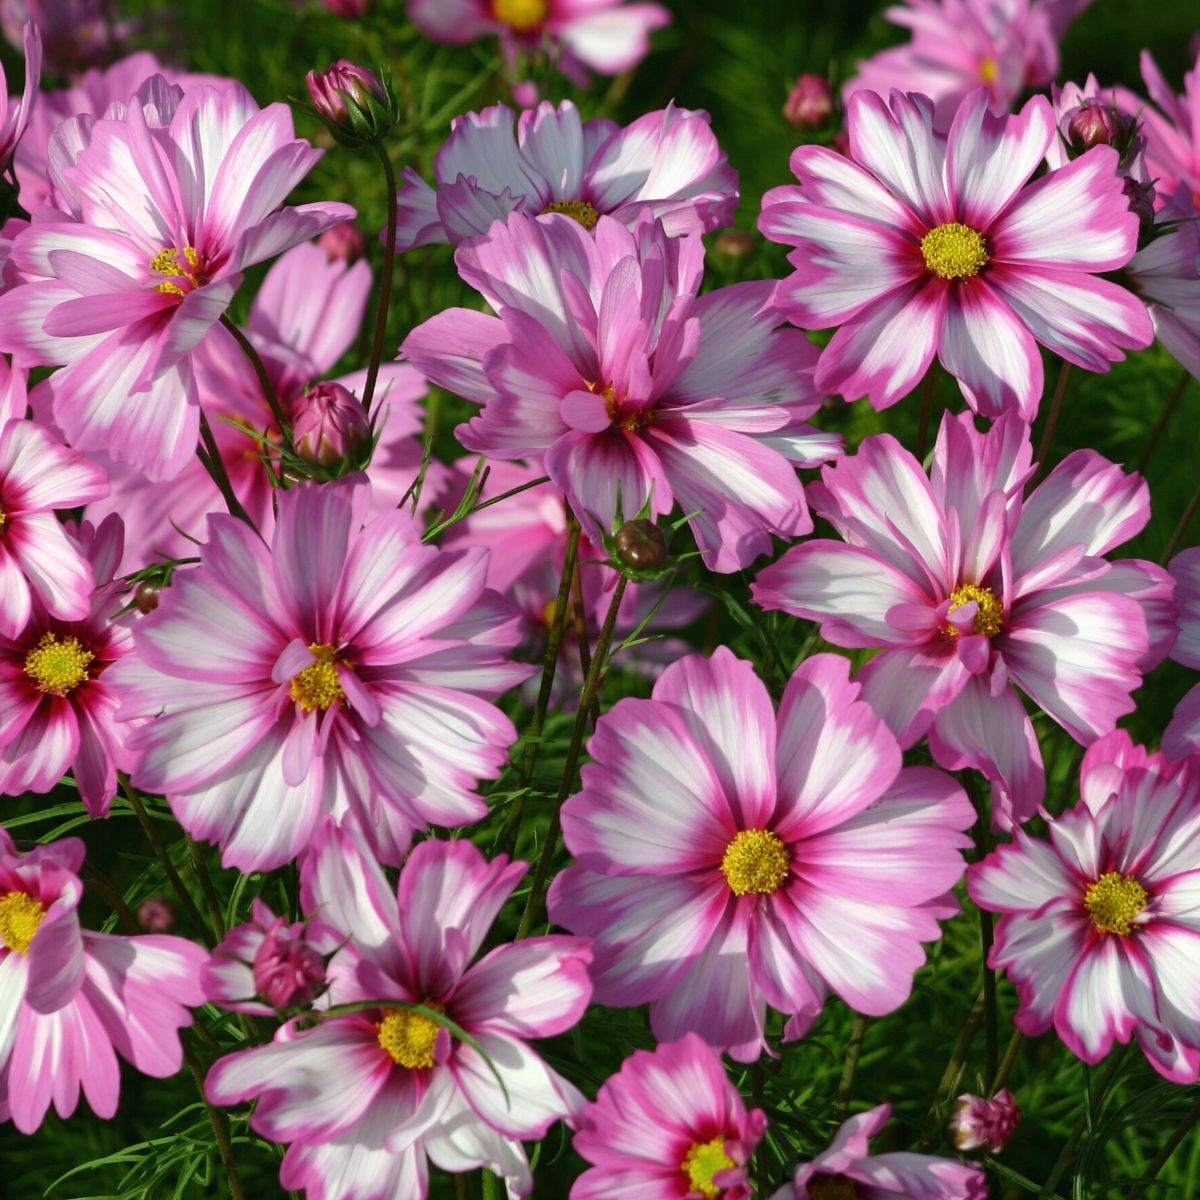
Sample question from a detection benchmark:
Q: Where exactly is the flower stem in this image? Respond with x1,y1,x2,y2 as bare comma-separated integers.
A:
1032,361,1072,485
183,1035,247,1200
219,315,290,445
187,835,226,940
481,1170,502,1200
834,1014,869,1117
980,906,998,1085
1126,1093,1200,1200
496,515,581,858
1161,480,1200,566
362,140,398,418
515,572,629,939
1135,368,1191,474
915,370,935,462
989,1028,1023,1094
197,411,257,531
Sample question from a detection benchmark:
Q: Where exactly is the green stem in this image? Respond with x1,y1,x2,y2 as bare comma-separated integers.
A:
989,1028,1023,1095
1126,1093,1200,1200
481,1170,502,1200
1161,480,1200,566
362,141,398,417
515,573,629,939
1135,368,1191,474
915,370,935,462
423,474,551,541
834,1014,869,1117
183,1036,247,1200
980,907,998,1086
1032,361,1072,485
219,315,290,446
197,411,257,531
187,835,226,940
926,987,985,1125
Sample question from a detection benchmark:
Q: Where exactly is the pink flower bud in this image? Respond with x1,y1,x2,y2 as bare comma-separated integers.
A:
319,0,370,15
1065,100,1131,153
251,917,326,1010
137,895,173,932
317,221,366,263
1123,176,1156,238
948,1089,1020,1154
293,382,370,467
510,80,540,108
305,61,394,146
784,74,833,129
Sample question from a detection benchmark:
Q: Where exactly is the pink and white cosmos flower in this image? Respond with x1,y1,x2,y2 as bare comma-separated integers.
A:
0,74,353,480
753,411,1177,830
407,0,669,85
759,88,1151,418
0,514,136,816
206,821,592,1200
1164,548,1200,758
969,731,1200,1083
393,99,737,250
768,1103,986,1200
1115,50,1200,205
0,829,206,1132
0,21,39,173
402,211,837,572
548,647,974,1061
111,480,531,872
571,1033,766,1200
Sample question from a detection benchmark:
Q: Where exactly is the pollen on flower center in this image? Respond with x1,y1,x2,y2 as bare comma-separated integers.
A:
721,829,789,896
23,632,94,695
0,891,47,955
149,245,202,296
492,0,547,32
945,584,1004,638
920,223,989,280
978,56,998,84
681,1136,735,1198
541,199,600,230
377,1004,443,1069
289,643,344,712
1084,871,1148,935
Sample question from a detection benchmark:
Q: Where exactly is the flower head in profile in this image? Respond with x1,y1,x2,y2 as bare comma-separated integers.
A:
0,21,40,174
1115,49,1200,205
571,1034,766,1200
969,732,1200,1082
0,75,353,480
753,410,1176,829
0,829,206,1133
112,480,530,872
207,821,592,1199
768,1104,986,1200
1164,547,1200,758
948,1089,1019,1153
760,88,1150,418
403,211,837,572
393,99,737,251
549,647,974,1061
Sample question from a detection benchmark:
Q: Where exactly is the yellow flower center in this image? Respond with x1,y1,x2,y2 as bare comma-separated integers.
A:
541,199,600,230
23,632,94,696
492,0,547,31
149,246,201,296
0,891,47,955
377,1005,443,1069
1084,871,1148,936
289,643,344,712
978,56,998,84
720,829,789,896
945,584,1004,638
681,1136,735,1198
920,222,989,280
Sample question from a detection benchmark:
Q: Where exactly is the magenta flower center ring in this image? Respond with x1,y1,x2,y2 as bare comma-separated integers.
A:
492,0,547,32
681,1136,735,1198
149,245,205,297
945,583,1005,638
23,632,94,696
1084,872,1148,935
376,1005,443,1069
720,829,790,896
290,643,345,712
0,891,46,954
541,199,600,230
920,223,989,280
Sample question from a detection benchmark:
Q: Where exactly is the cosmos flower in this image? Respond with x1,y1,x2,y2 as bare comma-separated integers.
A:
402,210,837,572
1115,49,1200,205
0,21,39,174
393,99,737,250
571,1033,766,1200
969,731,1200,1082
1164,547,1200,758
948,1089,1020,1153
206,820,592,1199
549,647,973,1060
0,829,206,1133
112,480,530,872
759,88,1150,418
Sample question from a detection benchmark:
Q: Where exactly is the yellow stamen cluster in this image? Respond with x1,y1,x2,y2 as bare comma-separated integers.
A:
681,1137,735,1199
377,1005,443,1069
720,830,790,896
492,0,547,32
23,632,94,696
978,56,998,84
149,246,201,296
289,643,345,712
920,222,989,280
541,199,600,230
0,891,47,955
945,583,1004,638
1084,871,1148,936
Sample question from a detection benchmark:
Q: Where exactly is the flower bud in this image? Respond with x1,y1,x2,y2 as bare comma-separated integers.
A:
137,895,173,932
134,580,161,614
1123,176,1156,239
293,382,370,468
615,519,668,572
714,229,755,260
320,0,369,15
784,74,834,129
511,80,540,108
948,1089,1020,1154
252,917,327,1010
318,221,366,263
1065,100,1132,154
305,59,398,147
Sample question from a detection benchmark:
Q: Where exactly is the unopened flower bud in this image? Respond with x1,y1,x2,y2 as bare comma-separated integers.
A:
714,229,755,260
1123,176,1156,238
293,382,370,468
948,1089,1020,1154
784,74,834,129
252,918,326,1010
511,80,540,108
615,519,667,571
320,0,370,15
305,59,397,147
138,895,173,932
134,581,161,614
1065,100,1132,153
318,221,366,263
